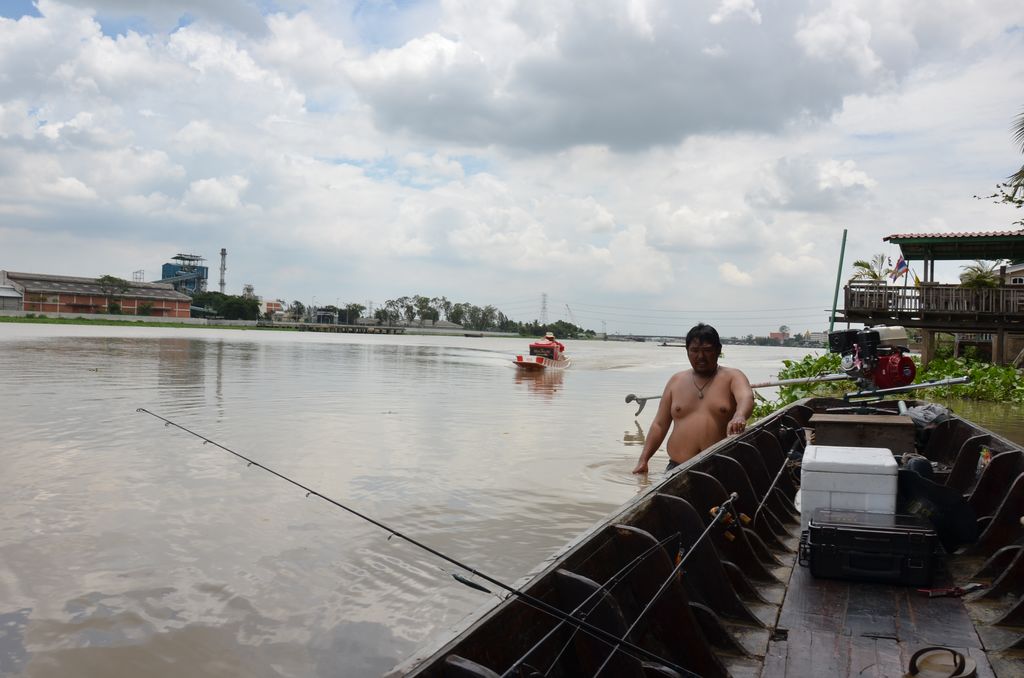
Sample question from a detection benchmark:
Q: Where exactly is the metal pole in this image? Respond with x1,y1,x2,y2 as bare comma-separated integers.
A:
829,228,848,333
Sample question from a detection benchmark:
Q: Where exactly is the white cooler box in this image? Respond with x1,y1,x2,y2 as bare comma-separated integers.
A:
800,444,897,532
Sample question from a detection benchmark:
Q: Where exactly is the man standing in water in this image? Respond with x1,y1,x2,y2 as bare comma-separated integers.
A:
632,323,754,474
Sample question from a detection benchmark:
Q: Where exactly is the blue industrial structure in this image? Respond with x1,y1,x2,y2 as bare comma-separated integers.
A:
155,254,208,296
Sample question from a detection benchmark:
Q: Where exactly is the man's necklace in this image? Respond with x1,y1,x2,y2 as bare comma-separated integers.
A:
692,368,718,399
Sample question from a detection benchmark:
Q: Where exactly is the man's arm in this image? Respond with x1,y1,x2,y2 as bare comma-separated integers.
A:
632,381,674,474
727,370,755,436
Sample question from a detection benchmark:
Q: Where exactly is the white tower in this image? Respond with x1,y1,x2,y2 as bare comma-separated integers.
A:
219,248,227,294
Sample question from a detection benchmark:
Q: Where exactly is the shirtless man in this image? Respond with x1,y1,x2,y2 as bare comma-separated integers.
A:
632,323,754,474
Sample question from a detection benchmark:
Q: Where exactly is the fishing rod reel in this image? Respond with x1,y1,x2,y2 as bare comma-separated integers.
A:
828,325,916,391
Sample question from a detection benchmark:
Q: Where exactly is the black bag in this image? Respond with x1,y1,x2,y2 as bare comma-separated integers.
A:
801,508,938,586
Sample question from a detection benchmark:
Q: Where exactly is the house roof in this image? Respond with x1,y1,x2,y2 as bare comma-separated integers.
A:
2,271,192,301
883,230,1024,261
0,286,22,298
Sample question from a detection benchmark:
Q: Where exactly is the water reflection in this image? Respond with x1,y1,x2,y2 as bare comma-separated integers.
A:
513,368,564,397
623,420,646,446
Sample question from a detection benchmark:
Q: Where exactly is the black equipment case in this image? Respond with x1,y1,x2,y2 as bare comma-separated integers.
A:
800,508,938,586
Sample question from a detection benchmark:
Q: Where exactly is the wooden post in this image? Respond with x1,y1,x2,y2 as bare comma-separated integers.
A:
921,330,935,368
994,329,1006,365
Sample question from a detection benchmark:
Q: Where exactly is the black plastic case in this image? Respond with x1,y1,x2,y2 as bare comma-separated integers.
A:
799,508,938,586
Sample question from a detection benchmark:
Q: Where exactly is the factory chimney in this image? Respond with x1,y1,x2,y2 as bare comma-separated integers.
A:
219,248,227,294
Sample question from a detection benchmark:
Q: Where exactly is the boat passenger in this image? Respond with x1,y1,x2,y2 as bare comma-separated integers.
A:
631,323,754,474
542,331,566,353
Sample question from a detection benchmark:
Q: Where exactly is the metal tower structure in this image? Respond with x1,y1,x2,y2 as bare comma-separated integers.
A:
565,304,578,327
219,248,227,294
156,254,208,295
132,270,145,282
540,293,548,325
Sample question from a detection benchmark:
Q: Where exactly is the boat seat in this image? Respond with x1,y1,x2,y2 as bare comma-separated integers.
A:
922,418,974,465
969,450,1024,519
944,434,994,494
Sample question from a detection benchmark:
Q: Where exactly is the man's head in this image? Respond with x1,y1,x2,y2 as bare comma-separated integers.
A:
685,323,721,376
545,332,555,339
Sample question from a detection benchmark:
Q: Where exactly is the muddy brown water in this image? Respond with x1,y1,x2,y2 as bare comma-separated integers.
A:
1,325,1020,677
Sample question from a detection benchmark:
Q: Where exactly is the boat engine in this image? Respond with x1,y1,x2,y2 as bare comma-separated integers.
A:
827,326,916,390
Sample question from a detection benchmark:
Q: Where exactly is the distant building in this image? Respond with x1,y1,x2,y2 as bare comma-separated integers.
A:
261,299,285,320
154,253,208,295
806,331,827,345
1,271,192,318
768,331,789,344
1008,262,1024,286
0,284,21,310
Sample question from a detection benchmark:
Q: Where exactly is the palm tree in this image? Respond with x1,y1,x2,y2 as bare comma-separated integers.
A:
959,260,1002,288
1011,108,1024,198
851,254,891,282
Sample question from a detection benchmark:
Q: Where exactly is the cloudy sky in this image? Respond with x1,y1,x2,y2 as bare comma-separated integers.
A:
1,0,1022,335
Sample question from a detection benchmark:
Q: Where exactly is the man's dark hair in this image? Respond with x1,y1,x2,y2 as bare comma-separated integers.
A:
685,323,722,352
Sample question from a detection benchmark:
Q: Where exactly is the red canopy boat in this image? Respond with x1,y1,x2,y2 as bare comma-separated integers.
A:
513,341,570,370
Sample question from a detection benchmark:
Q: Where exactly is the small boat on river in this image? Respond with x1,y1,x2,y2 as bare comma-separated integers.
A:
513,340,571,371
391,395,1024,677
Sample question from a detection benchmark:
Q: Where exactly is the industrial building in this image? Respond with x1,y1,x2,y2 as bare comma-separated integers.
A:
0,271,192,318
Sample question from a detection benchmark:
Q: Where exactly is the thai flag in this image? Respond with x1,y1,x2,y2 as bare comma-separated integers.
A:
890,256,909,281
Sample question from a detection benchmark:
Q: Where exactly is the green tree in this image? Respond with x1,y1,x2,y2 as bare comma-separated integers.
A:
415,295,437,322
959,259,1002,288
220,296,260,320
288,300,305,321
975,108,1024,224
1011,107,1024,197
343,303,365,323
850,254,891,282
96,274,131,313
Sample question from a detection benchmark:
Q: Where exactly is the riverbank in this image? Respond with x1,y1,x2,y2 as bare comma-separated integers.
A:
0,312,519,337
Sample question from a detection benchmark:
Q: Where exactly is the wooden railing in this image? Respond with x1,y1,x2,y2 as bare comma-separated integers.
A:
845,282,1024,316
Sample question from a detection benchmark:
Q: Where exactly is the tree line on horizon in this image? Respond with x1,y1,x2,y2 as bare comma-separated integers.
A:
287,294,594,337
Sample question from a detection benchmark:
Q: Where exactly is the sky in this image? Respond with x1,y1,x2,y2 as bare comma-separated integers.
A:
1,0,1023,336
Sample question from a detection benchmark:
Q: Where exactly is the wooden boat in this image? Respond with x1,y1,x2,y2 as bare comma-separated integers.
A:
514,341,571,370
391,397,1024,677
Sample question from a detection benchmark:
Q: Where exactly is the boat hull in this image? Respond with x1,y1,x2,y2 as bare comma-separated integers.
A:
513,354,571,370
392,397,1024,677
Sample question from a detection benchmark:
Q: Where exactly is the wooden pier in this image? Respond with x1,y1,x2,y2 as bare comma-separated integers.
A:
837,281,1024,365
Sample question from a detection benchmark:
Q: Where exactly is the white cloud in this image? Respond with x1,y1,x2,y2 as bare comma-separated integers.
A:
0,0,1022,334
181,175,250,212
709,0,763,25
719,262,754,286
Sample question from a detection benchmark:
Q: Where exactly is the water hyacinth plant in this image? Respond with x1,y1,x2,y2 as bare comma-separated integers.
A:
752,352,1024,420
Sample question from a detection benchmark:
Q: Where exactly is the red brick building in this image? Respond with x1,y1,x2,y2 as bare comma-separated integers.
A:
0,271,193,318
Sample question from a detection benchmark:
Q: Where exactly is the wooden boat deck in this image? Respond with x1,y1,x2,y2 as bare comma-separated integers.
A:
393,398,1024,677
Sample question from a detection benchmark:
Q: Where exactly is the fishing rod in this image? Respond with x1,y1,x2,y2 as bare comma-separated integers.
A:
591,493,739,678
625,373,849,416
503,531,699,678
135,408,691,673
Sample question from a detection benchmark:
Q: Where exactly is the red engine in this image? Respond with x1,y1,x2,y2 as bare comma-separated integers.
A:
871,352,917,389
829,326,916,390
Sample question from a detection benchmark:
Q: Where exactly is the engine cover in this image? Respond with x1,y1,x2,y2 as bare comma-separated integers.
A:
872,353,916,389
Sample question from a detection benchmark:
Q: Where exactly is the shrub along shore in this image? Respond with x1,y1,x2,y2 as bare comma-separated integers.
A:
752,352,1024,419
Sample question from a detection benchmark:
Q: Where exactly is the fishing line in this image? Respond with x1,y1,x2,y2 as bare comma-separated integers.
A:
135,408,690,673
503,531,688,678
591,493,738,678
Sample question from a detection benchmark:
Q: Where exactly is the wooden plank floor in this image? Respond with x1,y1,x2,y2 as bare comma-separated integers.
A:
765,563,996,677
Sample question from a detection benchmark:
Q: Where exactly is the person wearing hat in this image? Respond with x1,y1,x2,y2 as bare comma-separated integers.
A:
542,331,566,353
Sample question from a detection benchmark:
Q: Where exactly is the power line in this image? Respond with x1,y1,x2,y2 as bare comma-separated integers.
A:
558,299,827,314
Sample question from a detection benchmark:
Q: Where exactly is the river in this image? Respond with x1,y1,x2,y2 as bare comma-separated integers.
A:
0,325,1021,677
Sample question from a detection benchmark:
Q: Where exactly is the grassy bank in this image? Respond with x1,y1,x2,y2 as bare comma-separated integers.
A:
0,315,273,331
752,352,1024,419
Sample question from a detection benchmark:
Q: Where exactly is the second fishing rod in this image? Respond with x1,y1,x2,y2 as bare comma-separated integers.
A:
136,407,711,675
